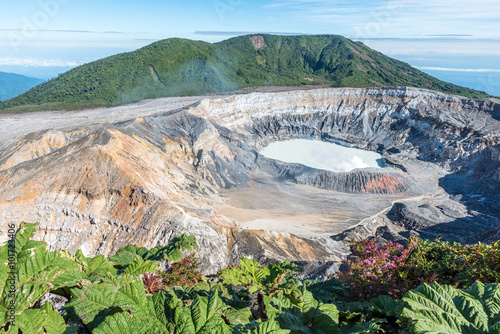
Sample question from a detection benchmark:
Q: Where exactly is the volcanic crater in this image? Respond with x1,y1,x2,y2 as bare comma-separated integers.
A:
1,87,499,273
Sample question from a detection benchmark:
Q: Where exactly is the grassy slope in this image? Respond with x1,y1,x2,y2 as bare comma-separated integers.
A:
0,34,490,112
0,72,43,102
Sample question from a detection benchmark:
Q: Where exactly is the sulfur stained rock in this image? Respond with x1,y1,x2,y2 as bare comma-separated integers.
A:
0,87,499,274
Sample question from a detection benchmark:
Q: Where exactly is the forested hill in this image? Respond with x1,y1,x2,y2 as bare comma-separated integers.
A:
0,72,43,102
0,34,491,111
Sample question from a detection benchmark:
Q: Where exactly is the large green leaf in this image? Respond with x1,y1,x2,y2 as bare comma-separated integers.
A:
169,307,196,334
93,311,148,334
166,290,232,334
266,286,341,334
10,282,51,314
367,295,401,317
246,318,291,334
76,253,117,280
3,303,66,334
306,279,347,303
18,250,80,286
268,261,301,290
0,223,87,328
339,317,387,334
225,307,253,327
401,281,500,334
51,269,87,288
99,272,136,289
109,234,198,268
123,255,158,276
114,280,167,332
0,223,46,301
151,292,170,326
108,249,139,267
196,290,219,331
66,283,118,329
38,303,67,334
114,280,151,317
219,259,270,293
14,223,45,256
7,309,47,334
163,234,198,263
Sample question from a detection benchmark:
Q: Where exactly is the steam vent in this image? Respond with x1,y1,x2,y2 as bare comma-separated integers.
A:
1,87,500,273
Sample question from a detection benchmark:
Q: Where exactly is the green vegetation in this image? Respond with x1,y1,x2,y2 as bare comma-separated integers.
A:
2,222,500,333
0,72,43,102
339,238,500,302
402,281,500,333
0,35,491,112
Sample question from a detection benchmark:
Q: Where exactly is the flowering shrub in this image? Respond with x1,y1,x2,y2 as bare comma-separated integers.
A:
337,238,416,301
338,237,500,302
143,272,164,293
404,239,500,288
161,253,204,287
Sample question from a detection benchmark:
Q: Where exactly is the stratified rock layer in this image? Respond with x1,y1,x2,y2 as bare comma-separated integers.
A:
0,87,499,273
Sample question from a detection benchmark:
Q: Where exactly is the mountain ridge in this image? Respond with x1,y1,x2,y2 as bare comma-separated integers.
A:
0,34,491,112
0,71,43,102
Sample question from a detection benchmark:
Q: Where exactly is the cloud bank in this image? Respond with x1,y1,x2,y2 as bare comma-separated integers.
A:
0,57,85,67
418,67,500,73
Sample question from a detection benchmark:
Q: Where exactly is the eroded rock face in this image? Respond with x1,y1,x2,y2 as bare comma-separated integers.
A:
0,87,499,273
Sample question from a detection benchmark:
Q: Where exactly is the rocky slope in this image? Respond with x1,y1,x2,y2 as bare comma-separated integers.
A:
0,87,499,273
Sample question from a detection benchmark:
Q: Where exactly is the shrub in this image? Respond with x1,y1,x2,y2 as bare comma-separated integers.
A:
143,272,164,294
338,237,500,302
337,238,416,301
161,253,204,287
404,238,500,289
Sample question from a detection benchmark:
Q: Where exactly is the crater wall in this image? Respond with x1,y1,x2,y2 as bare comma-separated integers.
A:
0,87,499,273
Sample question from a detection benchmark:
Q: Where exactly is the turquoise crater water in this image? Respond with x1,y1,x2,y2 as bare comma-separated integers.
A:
260,139,384,173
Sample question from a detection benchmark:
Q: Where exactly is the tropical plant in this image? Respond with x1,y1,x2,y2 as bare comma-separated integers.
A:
218,258,302,295
110,233,198,268
338,237,500,303
401,281,500,333
143,272,164,294
0,223,78,333
403,239,500,288
3,222,500,333
161,253,204,288
337,238,416,301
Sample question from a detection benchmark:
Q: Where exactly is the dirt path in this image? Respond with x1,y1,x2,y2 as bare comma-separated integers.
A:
0,95,224,148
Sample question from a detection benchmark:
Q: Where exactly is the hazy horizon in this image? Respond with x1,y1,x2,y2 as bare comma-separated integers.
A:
1,0,499,96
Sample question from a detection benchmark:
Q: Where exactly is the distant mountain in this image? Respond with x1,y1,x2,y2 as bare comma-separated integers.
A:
0,72,43,102
0,34,491,111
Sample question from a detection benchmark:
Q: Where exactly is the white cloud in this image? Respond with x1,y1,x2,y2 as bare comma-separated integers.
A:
268,0,500,39
418,67,500,73
359,38,500,56
0,57,85,67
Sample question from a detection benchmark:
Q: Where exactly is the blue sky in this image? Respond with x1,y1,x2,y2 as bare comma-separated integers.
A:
0,0,499,95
